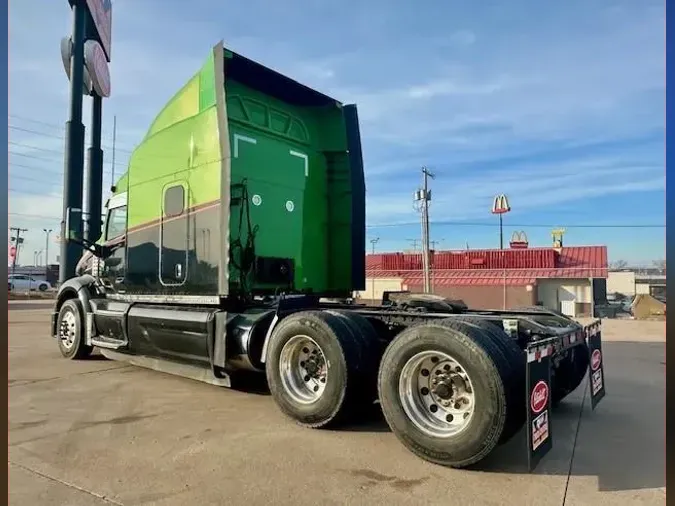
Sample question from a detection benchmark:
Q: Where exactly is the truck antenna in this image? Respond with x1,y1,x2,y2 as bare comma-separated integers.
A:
111,115,117,186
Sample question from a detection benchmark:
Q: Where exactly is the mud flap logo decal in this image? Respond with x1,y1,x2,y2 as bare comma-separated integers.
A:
530,380,549,414
531,411,550,451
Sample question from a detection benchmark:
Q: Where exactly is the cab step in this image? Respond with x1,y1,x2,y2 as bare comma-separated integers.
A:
91,334,127,349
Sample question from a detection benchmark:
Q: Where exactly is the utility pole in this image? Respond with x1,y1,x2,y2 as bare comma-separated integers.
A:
430,239,443,250
407,238,420,251
414,167,434,293
43,228,52,275
10,227,28,280
370,237,379,301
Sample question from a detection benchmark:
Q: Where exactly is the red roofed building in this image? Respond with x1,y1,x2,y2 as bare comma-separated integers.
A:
360,246,608,317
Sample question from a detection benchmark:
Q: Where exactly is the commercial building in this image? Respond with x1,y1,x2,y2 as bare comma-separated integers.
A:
606,269,666,299
360,246,608,318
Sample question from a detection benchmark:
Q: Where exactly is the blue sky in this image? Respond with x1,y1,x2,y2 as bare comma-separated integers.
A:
8,0,665,266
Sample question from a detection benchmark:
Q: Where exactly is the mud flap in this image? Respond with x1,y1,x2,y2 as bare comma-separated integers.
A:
525,344,553,471
585,321,606,409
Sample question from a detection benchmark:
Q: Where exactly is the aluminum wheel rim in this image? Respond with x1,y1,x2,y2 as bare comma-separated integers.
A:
279,335,328,404
399,350,476,438
59,311,77,350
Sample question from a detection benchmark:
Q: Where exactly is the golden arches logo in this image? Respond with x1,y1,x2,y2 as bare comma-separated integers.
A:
511,230,528,243
491,194,510,214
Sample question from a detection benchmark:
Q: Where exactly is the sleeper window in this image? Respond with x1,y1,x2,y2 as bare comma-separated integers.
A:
164,185,185,218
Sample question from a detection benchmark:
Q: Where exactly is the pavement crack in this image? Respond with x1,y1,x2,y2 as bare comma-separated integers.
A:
9,461,124,505
9,365,132,387
561,378,588,505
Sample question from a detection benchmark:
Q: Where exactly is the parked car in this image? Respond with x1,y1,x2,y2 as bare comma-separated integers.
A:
8,274,51,292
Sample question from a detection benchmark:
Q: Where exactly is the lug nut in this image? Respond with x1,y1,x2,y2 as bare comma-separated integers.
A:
444,364,451,371
421,369,429,377
431,356,438,363
304,375,310,382
313,386,319,392
303,347,309,354
421,387,429,396
429,404,438,413
446,414,454,422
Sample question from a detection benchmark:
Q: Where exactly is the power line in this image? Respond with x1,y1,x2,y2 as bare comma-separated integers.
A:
9,114,66,131
9,140,64,155
367,221,665,229
9,188,62,197
9,148,128,168
10,174,56,184
9,212,63,220
9,124,135,154
9,162,111,182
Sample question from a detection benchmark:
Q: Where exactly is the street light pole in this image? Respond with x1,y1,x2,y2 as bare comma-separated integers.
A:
43,228,52,278
370,237,379,302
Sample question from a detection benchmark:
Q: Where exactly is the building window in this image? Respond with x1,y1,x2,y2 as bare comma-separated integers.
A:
164,185,185,218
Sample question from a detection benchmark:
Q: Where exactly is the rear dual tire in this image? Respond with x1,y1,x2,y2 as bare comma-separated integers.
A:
378,319,521,468
265,310,377,428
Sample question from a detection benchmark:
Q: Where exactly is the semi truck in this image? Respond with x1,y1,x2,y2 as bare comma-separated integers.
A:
52,41,605,470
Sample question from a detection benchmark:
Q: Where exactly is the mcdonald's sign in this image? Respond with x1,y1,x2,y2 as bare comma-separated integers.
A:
510,230,529,249
491,194,510,214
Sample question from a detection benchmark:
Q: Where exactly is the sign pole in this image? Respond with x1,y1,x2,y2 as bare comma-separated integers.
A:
85,93,104,243
499,213,503,250
60,0,87,284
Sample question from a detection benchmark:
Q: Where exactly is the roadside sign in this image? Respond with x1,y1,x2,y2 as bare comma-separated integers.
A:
526,345,553,471
586,323,606,409
86,0,112,61
491,193,510,214
60,36,93,94
68,0,112,61
84,40,110,97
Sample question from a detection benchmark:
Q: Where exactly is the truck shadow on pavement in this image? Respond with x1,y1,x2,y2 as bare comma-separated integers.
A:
180,340,664,492
339,341,665,493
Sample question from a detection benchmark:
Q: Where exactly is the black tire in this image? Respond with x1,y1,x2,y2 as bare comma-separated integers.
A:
324,310,383,406
552,343,589,405
453,316,526,442
38,283,48,292
265,310,365,429
377,319,511,468
56,299,93,359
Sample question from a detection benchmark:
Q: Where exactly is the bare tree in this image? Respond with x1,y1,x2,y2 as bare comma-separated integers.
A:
652,259,666,272
609,260,629,270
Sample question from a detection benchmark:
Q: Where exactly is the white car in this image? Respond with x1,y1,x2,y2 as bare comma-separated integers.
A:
8,274,51,292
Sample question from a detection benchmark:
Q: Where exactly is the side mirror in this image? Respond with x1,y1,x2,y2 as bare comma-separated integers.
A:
65,207,83,241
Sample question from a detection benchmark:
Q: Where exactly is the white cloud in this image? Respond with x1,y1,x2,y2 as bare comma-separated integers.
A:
365,158,664,226
7,0,665,264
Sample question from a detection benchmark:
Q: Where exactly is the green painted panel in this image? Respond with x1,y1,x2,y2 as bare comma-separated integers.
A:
105,43,359,297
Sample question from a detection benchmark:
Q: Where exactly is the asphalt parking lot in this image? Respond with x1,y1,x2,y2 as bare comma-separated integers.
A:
8,303,666,505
